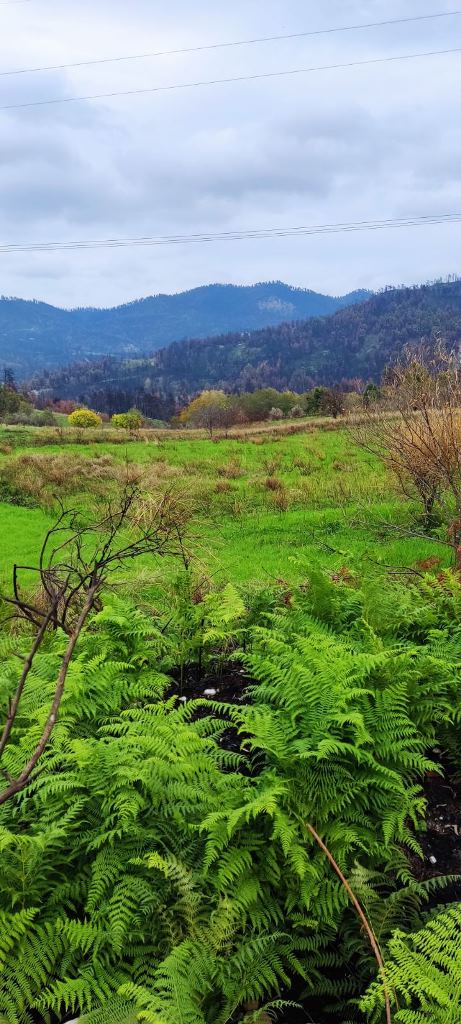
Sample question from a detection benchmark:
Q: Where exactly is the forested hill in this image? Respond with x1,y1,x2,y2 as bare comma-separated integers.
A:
33,279,461,415
0,282,369,378
150,279,461,392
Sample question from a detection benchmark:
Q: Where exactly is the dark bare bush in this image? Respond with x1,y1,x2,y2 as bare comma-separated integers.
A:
0,486,191,805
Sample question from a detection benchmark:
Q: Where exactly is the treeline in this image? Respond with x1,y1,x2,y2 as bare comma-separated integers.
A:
30,279,461,412
0,378,373,430
176,385,359,433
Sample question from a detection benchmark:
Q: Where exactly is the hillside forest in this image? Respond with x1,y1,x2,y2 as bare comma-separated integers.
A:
0,283,370,378
29,279,461,417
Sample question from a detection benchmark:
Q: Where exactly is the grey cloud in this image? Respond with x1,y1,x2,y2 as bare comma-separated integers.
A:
0,0,460,305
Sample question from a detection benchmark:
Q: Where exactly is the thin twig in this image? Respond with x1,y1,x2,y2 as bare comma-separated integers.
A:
306,822,392,1024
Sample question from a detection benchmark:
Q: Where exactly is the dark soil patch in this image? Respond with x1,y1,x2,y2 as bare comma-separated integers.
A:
168,665,257,772
410,759,461,901
169,664,250,703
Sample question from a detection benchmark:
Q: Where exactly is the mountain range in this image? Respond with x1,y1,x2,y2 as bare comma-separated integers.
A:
32,279,461,418
0,282,370,379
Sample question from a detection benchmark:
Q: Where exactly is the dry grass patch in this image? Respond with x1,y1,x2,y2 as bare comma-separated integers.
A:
217,458,243,479
215,480,235,494
0,452,142,508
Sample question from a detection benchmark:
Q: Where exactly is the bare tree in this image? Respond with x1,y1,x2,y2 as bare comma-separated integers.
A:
0,487,191,805
354,342,461,562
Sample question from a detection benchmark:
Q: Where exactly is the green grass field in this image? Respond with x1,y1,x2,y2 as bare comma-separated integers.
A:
0,421,450,592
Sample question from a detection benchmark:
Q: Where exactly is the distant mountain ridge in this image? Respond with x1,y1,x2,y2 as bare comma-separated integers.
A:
0,282,371,378
33,279,461,418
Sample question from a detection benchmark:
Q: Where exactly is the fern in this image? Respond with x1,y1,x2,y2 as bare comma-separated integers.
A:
1,579,461,1024
362,904,461,1022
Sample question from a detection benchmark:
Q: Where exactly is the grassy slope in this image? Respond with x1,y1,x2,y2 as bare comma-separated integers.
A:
0,423,449,590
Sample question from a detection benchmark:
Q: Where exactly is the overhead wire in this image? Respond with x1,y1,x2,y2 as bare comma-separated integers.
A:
1,214,461,255
1,45,461,111
1,9,461,76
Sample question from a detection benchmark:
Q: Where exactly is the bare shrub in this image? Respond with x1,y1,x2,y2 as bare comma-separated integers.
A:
0,487,192,806
354,342,461,562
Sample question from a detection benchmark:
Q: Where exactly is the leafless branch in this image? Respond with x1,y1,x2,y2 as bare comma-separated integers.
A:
0,485,192,806
353,340,461,565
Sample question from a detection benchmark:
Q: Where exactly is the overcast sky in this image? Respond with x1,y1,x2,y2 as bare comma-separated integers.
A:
1,0,460,307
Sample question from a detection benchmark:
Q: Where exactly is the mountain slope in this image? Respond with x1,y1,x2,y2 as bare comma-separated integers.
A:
150,279,461,392
0,282,370,378
33,280,461,415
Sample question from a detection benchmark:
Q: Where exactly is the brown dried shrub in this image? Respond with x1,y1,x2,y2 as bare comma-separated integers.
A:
215,480,234,493
293,457,314,475
264,475,283,491
269,487,290,512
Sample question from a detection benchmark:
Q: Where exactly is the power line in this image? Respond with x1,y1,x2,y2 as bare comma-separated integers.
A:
2,9,461,77
2,214,461,255
1,45,460,111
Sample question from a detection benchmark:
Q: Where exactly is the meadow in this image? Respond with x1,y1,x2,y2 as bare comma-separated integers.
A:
0,418,449,592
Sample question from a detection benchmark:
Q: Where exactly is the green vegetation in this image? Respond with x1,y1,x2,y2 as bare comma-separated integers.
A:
1,374,461,1022
111,409,144,430
2,565,461,1022
0,282,368,377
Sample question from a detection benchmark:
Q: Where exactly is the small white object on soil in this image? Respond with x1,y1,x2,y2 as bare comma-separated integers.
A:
204,688,218,697
429,855,437,865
